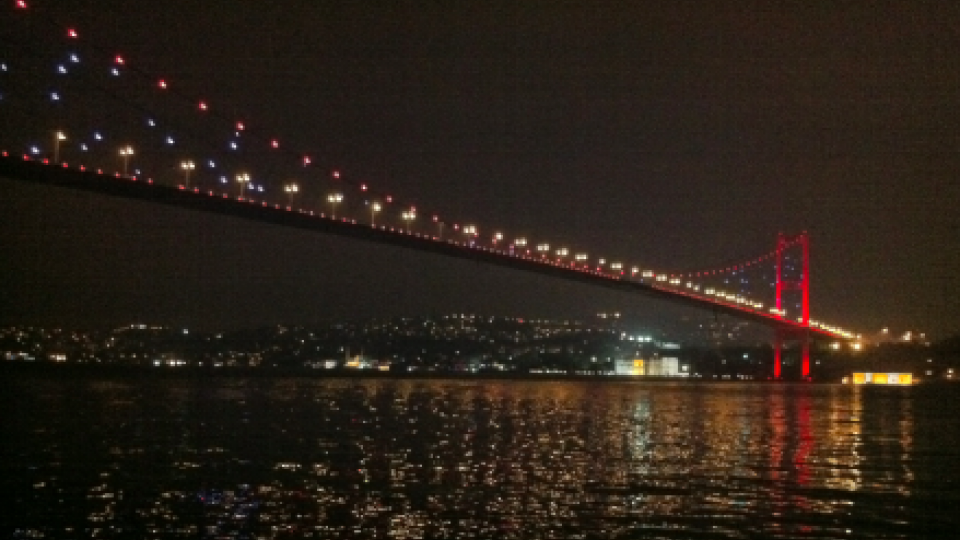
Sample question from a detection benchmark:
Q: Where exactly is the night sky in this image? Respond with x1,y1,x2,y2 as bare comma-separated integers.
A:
1,1,958,338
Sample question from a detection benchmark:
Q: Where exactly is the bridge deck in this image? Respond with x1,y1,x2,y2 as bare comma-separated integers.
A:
1,153,843,339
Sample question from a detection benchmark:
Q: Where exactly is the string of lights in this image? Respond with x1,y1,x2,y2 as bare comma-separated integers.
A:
2,0,858,340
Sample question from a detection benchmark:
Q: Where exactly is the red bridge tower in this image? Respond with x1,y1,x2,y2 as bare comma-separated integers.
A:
774,232,810,380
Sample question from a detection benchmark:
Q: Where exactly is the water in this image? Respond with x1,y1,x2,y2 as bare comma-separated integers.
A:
2,376,959,539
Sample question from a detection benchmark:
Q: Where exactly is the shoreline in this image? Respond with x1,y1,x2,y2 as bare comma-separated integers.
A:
0,361,800,383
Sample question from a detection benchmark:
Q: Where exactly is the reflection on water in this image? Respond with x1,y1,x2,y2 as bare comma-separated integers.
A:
2,378,959,539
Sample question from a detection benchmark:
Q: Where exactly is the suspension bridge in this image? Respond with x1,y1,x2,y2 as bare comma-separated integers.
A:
0,0,859,379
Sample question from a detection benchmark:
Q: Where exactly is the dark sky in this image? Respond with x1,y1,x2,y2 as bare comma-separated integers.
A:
2,1,959,338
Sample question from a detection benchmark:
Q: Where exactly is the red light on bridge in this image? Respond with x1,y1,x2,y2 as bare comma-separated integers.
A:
302,156,311,165
360,184,367,191
67,29,78,38
331,170,340,179
16,0,27,9
271,139,279,148
158,79,167,89
236,121,244,131
198,101,208,111
115,55,124,65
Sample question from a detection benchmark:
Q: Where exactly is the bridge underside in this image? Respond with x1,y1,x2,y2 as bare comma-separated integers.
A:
1,154,839,341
